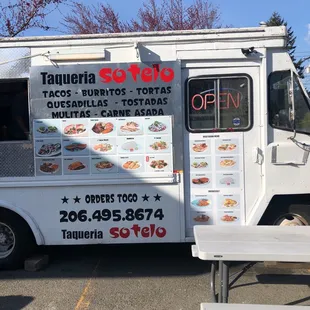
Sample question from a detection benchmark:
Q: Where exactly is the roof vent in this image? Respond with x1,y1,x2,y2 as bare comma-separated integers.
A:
260,21,267,27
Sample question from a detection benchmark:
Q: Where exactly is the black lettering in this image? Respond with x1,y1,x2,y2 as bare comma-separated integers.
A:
41,72,48,85
62,229,66,238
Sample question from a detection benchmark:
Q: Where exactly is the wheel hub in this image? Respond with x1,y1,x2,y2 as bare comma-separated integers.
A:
275,214,307,226
0,223,15,258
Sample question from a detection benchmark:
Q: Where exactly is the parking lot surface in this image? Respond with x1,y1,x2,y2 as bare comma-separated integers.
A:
0,244,310,310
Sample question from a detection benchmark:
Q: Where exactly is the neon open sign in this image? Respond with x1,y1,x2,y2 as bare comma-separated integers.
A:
191,88,242,111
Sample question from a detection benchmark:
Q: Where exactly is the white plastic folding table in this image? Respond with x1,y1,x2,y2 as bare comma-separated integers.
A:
192,225,310,304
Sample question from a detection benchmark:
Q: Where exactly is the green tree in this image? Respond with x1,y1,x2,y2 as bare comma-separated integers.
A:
266,12,305,78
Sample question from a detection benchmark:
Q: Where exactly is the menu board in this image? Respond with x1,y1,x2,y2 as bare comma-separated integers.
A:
187,133,244,228
33,116,173,177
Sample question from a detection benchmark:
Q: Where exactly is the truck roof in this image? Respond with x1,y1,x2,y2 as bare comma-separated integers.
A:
0,25,287,48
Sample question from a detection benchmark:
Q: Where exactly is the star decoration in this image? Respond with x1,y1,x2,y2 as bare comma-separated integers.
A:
73,196,81,203
154,194,162,202
61,196,69,204
142,194,149,202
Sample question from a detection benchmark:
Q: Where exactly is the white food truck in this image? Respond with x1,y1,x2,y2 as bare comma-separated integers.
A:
0,23,309,269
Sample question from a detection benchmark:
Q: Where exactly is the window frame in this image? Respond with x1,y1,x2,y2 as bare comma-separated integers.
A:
268,70,310,135
185,73,254,133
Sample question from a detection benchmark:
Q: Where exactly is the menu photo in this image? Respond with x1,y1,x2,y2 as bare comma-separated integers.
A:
91,155,118,174
190,139,211,155
62,119,89,138
35,139,62,158
33,119,61,138
147,136,171,154
190,155,212,172
145,154,172,173
190,194,212,210
218,210,241,225
218,194,240,210
144,116,171,135
215,138,239,154
62,138,90,157
190,172,213,189
216,173,240,188
118,155,145,173
191,210,214,226
216,155,239,171
117,118,144,136
35,158,62,176
63,157,90,175
117,136,145,154
90,137,117,156
89,118,116,137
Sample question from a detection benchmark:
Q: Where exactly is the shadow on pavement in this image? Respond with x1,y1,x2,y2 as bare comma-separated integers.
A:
0,295,34,310
0,243,215,279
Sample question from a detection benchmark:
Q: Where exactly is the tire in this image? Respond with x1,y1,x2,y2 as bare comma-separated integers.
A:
0,209,36,270
261,202,310,226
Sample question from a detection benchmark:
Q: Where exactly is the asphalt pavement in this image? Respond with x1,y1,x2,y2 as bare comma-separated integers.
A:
0,244,310,310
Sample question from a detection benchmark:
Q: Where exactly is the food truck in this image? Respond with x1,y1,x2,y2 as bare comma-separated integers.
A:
0,23,309,269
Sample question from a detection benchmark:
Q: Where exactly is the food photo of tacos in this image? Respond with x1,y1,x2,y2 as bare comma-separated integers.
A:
220,159,236,167
64,124,86,136
218,143,237,152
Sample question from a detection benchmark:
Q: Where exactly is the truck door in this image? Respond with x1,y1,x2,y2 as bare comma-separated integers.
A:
182,64,261,237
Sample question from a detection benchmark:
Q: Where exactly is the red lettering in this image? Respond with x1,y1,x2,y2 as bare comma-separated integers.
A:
141,226,150,238
160,67,174,83
113,68,126,84
99,68,113,83
191,91,241,111
192,94,204,111
131,224,140,237
219,93,228,109
98,64,174,83
120,228,130,238
110,227,119,238
149,224,155,237
156,227,167,238
141,67,153,83
110,225,166,239
228,92,240,108
152,64,159,81
127,64,140,82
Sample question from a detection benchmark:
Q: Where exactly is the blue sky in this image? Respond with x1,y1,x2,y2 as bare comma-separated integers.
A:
20,0,310,83
23,0,310,51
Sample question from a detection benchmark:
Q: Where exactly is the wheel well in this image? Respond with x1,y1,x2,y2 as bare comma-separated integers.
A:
0,207,36,243
258,194,310,225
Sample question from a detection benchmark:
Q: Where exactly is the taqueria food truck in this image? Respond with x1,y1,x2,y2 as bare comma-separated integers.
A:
0,23,309,269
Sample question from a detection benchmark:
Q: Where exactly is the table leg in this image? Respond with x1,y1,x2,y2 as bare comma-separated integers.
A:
218,261,223,303
210,261,217,303
222,261,230,303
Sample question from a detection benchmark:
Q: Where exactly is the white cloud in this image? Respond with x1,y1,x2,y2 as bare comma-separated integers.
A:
305,24,310,44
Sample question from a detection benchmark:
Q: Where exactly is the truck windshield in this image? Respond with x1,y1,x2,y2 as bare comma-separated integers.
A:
268,71,310,133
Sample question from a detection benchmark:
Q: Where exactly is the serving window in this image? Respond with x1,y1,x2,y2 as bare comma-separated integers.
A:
0,79,30,141
186,75,252,132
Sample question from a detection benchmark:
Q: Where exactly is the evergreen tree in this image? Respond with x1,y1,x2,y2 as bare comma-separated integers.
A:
266,12,305,78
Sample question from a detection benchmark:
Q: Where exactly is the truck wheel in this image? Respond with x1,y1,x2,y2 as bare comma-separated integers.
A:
272,205,310,226
0,210,35,270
